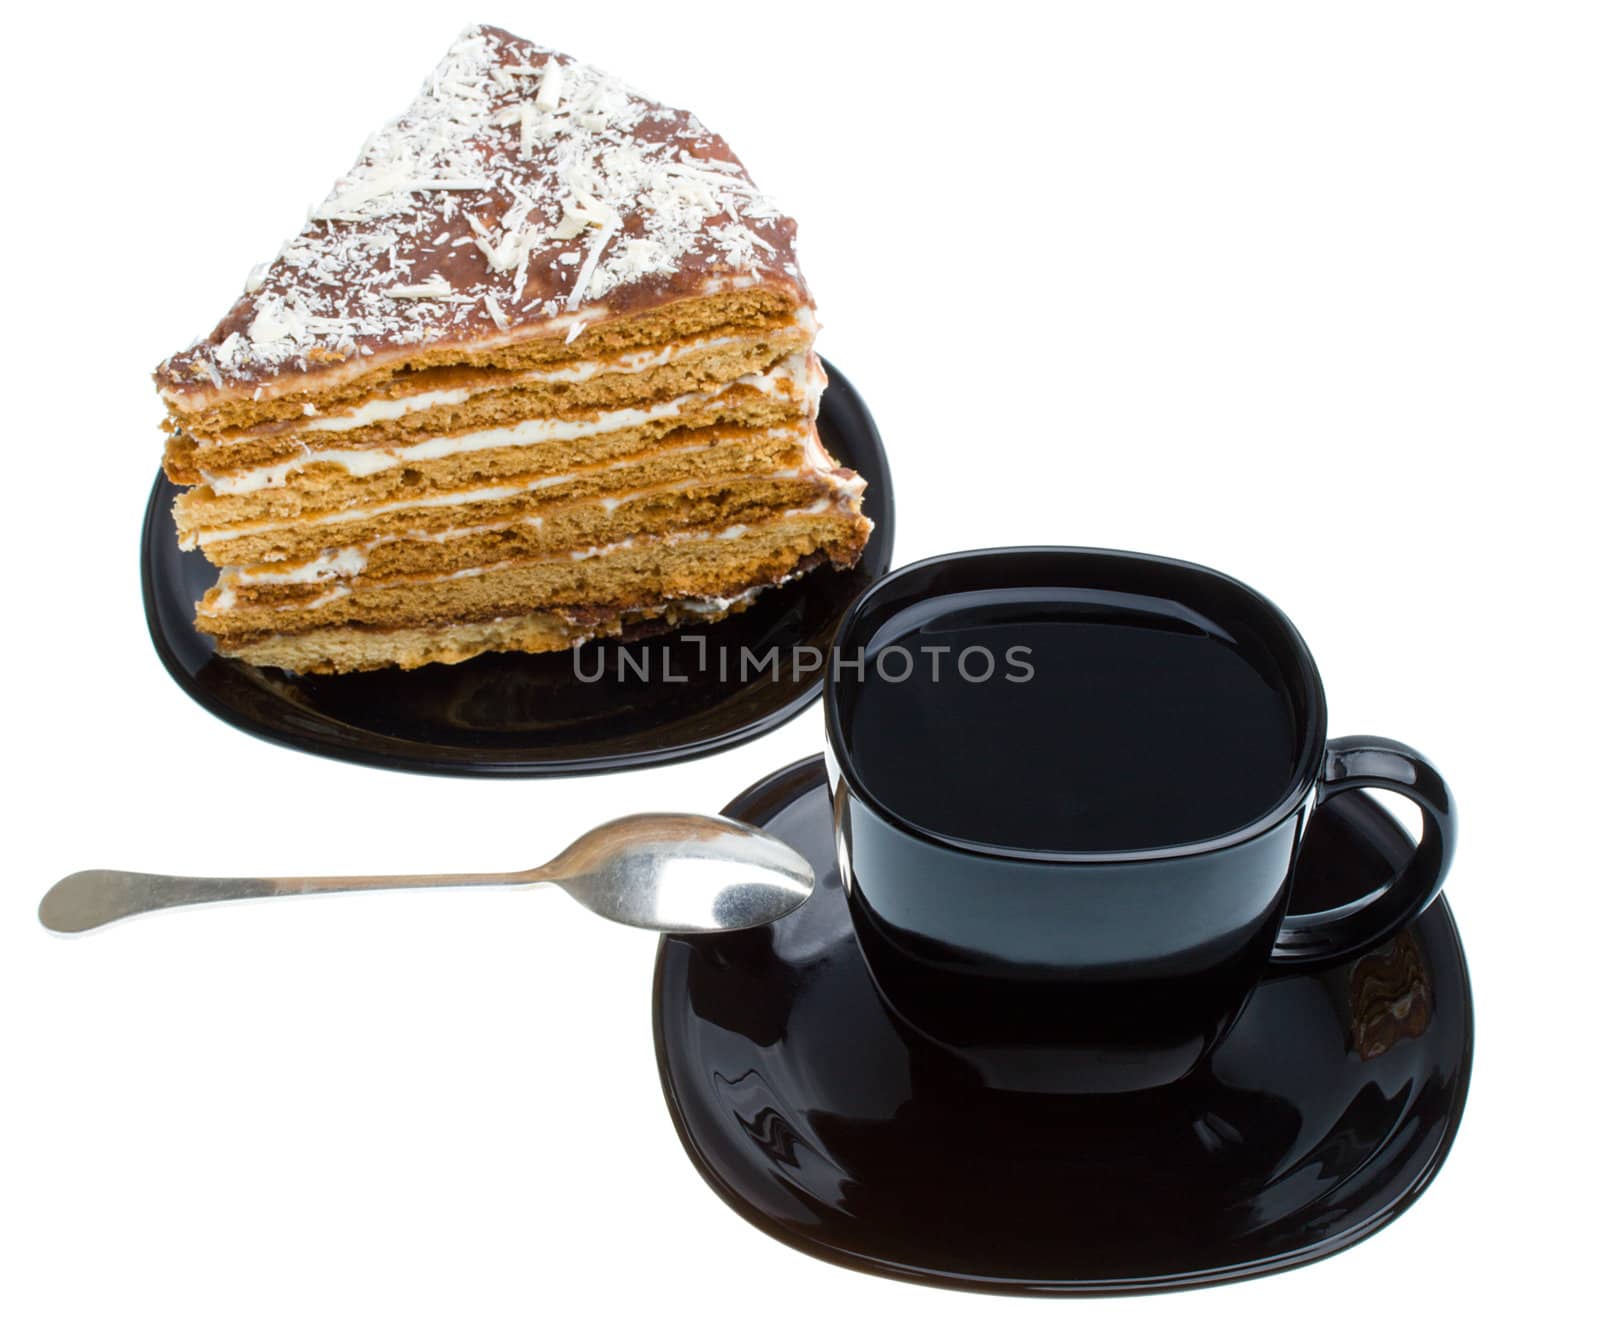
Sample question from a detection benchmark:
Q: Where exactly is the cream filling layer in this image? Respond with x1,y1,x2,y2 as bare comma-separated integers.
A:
203,311,815,445
198,352,818,497
203,508,850,617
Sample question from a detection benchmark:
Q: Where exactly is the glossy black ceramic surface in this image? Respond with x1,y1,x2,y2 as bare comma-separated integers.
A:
654,756,1472,1296
141,360,893,776
822,548,1457,1086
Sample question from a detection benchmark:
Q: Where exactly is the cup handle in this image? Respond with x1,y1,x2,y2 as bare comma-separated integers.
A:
1270,736,1457,966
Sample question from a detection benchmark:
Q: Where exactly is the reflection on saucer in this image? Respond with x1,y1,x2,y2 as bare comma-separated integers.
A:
1350,928,1433,1060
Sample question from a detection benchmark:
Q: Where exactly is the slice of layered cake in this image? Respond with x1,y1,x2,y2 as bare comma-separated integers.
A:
154,24,869,673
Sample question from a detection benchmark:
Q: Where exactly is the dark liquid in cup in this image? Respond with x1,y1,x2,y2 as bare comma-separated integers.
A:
839,588,1301,852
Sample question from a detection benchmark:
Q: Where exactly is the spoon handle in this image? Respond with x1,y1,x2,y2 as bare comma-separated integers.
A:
39,867,530,934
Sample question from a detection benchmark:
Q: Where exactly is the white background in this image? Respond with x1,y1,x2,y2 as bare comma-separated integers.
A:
3,2,1594,1312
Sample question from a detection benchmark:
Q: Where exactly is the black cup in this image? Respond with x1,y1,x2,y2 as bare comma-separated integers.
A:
823,547,1455,1092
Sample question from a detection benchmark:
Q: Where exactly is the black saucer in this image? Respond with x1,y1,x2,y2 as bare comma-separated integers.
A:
654,756,1472,1296
141,360,893,777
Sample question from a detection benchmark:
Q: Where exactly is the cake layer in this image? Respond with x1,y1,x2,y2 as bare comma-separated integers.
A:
167,352,817,494
178,419,818,551
172,320,812,457
208,588,779,673
213,474,848,582
198,512,867,641
192,431,832,559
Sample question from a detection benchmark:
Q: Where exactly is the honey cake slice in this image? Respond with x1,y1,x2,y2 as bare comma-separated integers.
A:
153,23,869,673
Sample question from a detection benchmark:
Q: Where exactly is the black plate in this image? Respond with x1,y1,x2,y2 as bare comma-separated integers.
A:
654,756,1473,1296
141,361,894,776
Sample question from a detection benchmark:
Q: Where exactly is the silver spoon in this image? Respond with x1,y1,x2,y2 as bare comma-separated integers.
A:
38,813,812,935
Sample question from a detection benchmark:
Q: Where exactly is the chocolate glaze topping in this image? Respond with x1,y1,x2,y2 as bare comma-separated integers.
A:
156,25,808,402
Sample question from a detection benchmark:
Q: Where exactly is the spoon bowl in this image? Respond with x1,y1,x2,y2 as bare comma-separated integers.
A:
546,814,815,933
